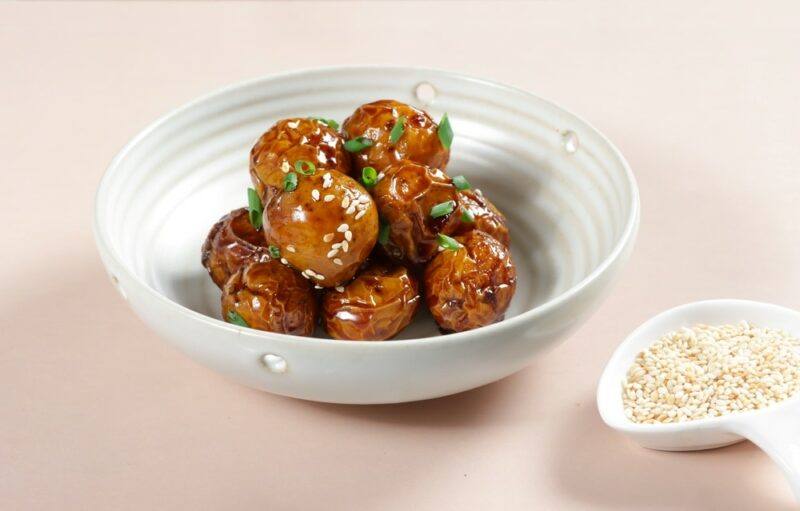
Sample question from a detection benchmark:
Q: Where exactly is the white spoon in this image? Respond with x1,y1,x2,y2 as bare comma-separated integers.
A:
597,299,800,501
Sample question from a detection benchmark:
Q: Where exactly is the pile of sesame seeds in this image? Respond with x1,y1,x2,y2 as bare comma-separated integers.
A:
622,321,800,424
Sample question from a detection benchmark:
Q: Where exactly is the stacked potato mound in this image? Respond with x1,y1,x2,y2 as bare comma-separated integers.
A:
202,100,516,340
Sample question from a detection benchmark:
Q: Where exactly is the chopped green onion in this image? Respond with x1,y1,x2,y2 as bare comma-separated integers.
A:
294,160,316,175
311,117,339,130
344,136,374,152
437,113,453,150
226,310,249,327
452,175,471,191
247,187,263,230
378,220,390,245
437,233,460,251
389,115,406,144
268,245,280,259
361,166,378,188
460,208,475,223
284,172,298,191
430,200,456,219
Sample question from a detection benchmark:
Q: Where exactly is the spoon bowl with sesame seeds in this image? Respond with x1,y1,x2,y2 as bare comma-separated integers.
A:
597,299,800,500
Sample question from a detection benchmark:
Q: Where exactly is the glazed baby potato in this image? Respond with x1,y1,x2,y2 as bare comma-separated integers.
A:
424,230,517,332
201,207,271,288
222,261,318,336
263,169,378,287
250,118,349,201
372,160,461,265
341,100,450,176
454,188,511,247
322,262,420,341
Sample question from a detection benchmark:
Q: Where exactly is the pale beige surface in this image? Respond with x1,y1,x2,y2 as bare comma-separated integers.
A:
1,1,799,509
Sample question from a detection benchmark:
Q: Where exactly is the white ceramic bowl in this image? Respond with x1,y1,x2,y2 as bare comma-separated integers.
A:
94,66,639,404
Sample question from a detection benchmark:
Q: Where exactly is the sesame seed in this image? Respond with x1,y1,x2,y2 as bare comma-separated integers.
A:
333,258,343,266
331,242,342,249
280,258,289,265
377,172,385,182
314,285,322,289
358,195,370,204
344,231,352,241
323,172,331,181
437,245,444,252
287,121,299,129
340,240,349,253
341,196,351,209
346,205,356,215
337,223,349,232
281,161,291,173
314,274,325,281
323,194,335,202
300,271,311,279
323,233,334,242
335,286,345,292
311,189,320,201
323,181,332,189
623,322,800,424
286,245,296,253
354,210,367,220
326,248,339,258
356,203,367,211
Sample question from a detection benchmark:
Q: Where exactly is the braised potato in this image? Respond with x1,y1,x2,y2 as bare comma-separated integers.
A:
341,100,449,176
221,261,318,336
263,169,378,287
454,189,511,247
322,263,420,340
372,161,460,265
201,208,271,288
250,118,349,201
424,230,517,332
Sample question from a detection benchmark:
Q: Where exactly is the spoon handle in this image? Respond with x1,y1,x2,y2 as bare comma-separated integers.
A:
728,406,800,501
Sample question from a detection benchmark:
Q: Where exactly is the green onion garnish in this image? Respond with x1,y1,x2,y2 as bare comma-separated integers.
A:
226,310,249,327
378,220,390,245
284,172,298,191
452,175,471,191
247,187,263,230
461,208,475,223
344,136,374,152
437,113,453,150
430,200,456,219
437,233,460,251
294,160,316,175
361,166,378,188
268,245,280,259
389,115,406,144
311,117,339,130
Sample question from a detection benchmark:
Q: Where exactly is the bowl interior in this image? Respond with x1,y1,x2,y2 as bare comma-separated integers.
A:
97,68,635,339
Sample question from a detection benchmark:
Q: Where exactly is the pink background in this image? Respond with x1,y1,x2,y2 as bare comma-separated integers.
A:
2,1,800,509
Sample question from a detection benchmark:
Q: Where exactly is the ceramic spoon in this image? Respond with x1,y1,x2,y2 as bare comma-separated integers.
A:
597,299,800,501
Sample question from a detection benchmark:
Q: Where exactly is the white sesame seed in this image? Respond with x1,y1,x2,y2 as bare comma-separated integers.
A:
314,285,322,289
437,245,444,252
280,258,288,265
337,223,349,232
340,240,349,253
311,189,320,201
341,196,351,209
354,210,367,220
346,205,356,215
326,248,339,258
281,161,291,173
314,274,325,281
356,203,367,211
300,271,310,279
323,181,332,189
286,245,296,253
323,172,331,181
377,172,385,182
287,121,299,129
358,195,370,204
323,233,334,242
335,286,345,292
333,258,343,266
344,231,353,241
331,242,342,249
623,322,800,424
